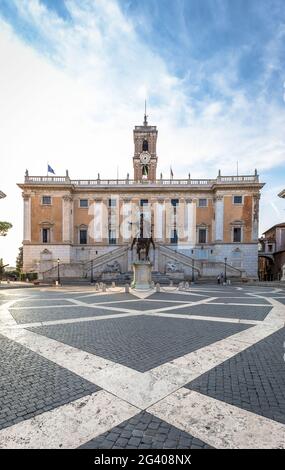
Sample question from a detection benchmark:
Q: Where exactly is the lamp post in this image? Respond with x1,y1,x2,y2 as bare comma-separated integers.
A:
192,259,195,284
224,257,227,285
91,259,94,284
57,258,60,286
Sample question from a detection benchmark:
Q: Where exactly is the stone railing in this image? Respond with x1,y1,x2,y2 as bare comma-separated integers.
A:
25,176,68,184
23,174,259,187
216,175,259,183
84,246,128,273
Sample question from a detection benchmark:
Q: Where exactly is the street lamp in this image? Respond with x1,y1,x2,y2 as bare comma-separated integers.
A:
224,257,227,285
192,259,195,283
57,258,60,286
90,259,94,284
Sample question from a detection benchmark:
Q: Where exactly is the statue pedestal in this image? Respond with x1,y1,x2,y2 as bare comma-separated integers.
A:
131,261,152,289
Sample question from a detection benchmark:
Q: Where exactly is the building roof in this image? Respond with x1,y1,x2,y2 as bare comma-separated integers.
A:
278,188,285,198
262,222,285,235
0,190,6,199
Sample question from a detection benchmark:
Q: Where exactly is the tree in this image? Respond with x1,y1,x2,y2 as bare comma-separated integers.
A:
0,258,6,281
16,246,23,274
0,221,12,236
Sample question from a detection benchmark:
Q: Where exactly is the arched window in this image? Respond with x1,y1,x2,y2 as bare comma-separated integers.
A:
142,139,148,151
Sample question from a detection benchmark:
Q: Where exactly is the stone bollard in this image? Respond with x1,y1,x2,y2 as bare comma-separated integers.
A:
95,283,100,291
169,280,173,287
102,283,107,292
156,283,160,292
185,281,189,290
112,281,116,288
125,283,130,293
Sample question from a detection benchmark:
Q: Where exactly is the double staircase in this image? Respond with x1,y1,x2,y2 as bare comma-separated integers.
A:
42,243,244,284
42,246,129,282
157,244,244,281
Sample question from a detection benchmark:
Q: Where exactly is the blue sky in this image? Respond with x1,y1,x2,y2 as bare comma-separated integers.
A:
0,0,285,264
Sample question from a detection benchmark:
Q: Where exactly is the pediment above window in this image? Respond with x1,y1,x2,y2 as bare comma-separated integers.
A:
39,221,54,227
230,220,244,226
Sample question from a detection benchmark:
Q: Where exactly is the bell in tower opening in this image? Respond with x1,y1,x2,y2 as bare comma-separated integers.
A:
142,139,148,152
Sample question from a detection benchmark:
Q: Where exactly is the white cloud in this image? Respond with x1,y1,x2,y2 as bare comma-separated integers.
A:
0,0,285,265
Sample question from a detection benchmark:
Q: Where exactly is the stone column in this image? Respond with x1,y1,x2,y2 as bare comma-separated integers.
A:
90,198,107,243
23,193,31,242
102,198,109,243
252,193,260,241
62,195,73,243
164,198,171,243
185,198,196,245
215,195,224,241
154,198,165,242
122,198,132,243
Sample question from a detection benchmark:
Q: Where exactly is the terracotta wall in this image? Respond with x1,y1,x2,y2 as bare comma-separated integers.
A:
31,194,62,243
223,195,253,243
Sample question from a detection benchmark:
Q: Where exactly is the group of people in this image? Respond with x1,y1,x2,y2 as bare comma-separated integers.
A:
217,273,225,285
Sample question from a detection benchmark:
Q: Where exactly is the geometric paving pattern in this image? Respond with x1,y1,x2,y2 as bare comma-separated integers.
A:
0,334,100,430
79,411,213,449
27,315,251,372
9,305,130,324
161,304,272,320
186,327,285,424
0,283,285,449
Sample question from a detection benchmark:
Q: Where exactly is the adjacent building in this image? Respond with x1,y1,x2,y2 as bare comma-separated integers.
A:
18,114,264,281
259,223,285,280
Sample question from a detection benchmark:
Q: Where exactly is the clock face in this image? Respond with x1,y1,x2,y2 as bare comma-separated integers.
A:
140,151,151,164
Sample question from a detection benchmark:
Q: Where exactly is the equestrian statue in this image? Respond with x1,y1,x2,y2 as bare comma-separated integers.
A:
131,235,155,261
130,211,155,261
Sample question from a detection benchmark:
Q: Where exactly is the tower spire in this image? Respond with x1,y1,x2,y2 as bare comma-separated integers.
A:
143,100,148,126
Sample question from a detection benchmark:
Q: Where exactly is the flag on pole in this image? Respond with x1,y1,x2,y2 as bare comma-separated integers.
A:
47,164,55,175
170,166,173,179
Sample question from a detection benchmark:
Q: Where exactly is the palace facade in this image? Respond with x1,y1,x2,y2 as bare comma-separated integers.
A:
18,114,264,281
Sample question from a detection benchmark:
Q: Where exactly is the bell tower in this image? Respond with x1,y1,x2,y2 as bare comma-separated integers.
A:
133,105,158,182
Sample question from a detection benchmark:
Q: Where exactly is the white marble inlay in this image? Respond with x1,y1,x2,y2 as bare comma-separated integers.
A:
150,312,261,325
144,297,217,314
148,388,285,449
0,390,138,449
0,301,18,327
209,302,270,307
2,312,143,330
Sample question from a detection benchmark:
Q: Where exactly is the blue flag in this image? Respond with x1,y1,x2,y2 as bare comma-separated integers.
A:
47,164,55,174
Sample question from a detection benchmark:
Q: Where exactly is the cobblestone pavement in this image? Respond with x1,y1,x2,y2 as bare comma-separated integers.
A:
9,305,130,324
0,334,99,430
0,284,285,449
28,315,250,372
186,326,285,424
160,304,272,320
79,411,213,449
